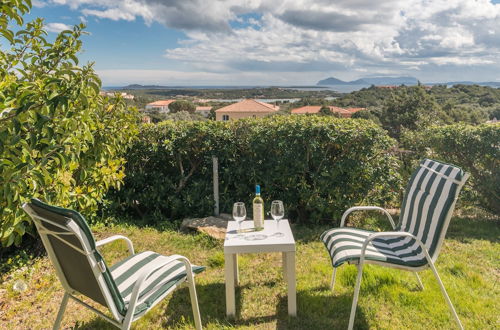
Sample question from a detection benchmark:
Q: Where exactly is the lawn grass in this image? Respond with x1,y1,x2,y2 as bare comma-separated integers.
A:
1,213,499,329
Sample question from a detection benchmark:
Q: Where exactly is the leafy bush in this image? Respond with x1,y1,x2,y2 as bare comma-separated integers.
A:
0,1,139,246
401,123,500,214
378,85,445,139
169,100,196,113
111,116,401,225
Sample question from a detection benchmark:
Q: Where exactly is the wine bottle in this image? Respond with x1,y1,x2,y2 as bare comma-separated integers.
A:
253,185,264,230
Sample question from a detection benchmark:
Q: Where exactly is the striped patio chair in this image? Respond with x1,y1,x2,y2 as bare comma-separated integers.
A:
321,159,469,330
23,199,204,330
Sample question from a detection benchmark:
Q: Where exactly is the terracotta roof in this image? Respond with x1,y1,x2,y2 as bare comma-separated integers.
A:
195,106,212,111
329,106,351,115
215,99,279,113
147,100,175,106
291,105,365,117
291,106,321,114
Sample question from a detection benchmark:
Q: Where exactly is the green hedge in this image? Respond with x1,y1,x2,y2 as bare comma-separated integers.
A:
111,116,401,224
401,123,500,215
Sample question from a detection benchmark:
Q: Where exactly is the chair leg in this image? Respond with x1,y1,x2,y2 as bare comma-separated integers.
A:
330,268,337,291
121,319,132,330
187,277,202,330
348,263,364,330
414,272,424,290
53,292,69,330
428,261,464,330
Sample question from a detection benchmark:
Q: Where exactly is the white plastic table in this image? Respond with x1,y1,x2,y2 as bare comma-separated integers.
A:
224,220,296,317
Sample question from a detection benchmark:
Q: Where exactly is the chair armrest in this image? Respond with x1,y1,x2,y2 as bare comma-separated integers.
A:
359,231,431,265
124,254,195,320
96,235,134,256
340,206,396,229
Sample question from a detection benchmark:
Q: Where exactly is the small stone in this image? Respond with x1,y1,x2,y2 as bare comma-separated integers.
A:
13,280,28,292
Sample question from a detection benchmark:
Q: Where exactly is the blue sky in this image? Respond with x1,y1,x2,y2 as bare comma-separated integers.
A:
30,0,500,86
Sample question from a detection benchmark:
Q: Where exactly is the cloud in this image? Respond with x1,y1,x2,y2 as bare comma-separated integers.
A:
47,0,500,81
45,22,72,33
32,0,46,7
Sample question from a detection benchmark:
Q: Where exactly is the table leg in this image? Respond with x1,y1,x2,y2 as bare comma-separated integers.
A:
225,253,236,317
282,252,287,281
233,254,239,285
285,251,297,316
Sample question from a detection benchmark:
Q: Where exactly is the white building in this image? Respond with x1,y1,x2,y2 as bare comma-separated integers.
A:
145,100,175,113
195,106,212,118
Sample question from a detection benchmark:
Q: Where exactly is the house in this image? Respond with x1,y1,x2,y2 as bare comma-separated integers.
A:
215,99,279,121
195,106,212,118
145,100,175,113
291,105,365,118
141,115,152,124
121,93,135,100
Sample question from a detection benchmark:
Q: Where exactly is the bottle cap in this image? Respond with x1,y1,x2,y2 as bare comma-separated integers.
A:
256,185,261,194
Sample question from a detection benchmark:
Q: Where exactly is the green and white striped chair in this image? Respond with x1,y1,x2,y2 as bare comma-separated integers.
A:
23,199,204,330
321,159,469,329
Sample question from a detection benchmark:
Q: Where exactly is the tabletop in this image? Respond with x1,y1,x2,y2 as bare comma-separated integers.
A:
224,220,295,254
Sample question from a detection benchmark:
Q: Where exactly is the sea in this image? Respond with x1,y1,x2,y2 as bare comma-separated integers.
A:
103,84,372,94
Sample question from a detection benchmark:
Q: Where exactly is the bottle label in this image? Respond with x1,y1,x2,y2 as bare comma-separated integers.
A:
253,203,264,229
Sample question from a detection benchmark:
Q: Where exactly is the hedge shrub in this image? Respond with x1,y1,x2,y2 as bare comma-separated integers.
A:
111,116,401,225
402,123,500,215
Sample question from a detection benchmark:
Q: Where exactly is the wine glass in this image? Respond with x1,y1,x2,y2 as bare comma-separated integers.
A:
232,202,246,237
271,200,284,237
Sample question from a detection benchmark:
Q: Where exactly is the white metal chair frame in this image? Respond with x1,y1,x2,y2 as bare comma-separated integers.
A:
333,204,465,330
23,203,202,330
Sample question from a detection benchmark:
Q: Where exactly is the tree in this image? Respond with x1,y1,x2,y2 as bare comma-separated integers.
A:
169,100,196,113
319,106,331,115
351,109,382,125
208,107,216,120
0,0,139,246
378,86,444,139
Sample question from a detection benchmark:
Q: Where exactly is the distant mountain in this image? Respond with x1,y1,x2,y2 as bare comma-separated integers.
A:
316,77,351,85
317,76,419,86
317,76,500,88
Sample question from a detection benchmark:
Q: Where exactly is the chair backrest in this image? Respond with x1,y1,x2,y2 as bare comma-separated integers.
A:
23,199,126,319
397,159,469,261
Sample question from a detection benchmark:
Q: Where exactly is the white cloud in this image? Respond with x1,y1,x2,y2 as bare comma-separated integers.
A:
32,0,46,7
48,0,500,81
45,22,72,33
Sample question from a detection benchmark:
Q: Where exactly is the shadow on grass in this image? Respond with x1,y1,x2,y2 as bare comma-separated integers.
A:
446,216,499,243
292,212,397,245
161,282,369,329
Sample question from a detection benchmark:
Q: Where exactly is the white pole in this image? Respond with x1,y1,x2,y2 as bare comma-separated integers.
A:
213,156,219,216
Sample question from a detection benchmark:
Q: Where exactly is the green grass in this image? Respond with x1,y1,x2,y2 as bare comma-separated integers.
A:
1,214,499,329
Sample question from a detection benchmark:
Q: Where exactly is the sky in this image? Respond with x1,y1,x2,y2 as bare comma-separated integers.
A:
29,0,500,86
